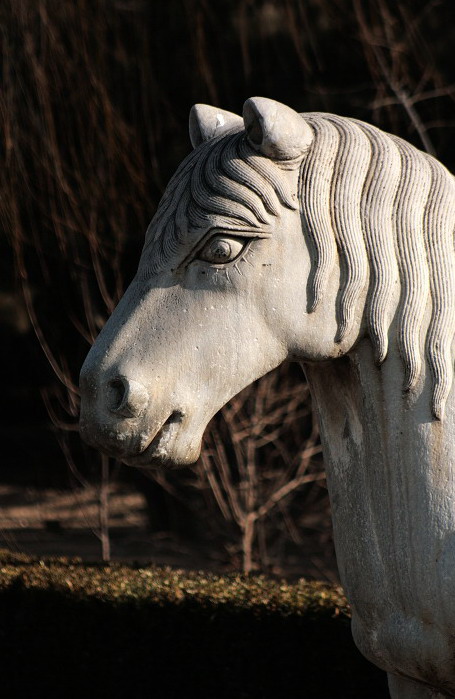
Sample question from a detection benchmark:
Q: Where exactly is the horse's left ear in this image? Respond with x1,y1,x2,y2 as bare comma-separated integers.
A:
243,97,313,161
189,105,243,148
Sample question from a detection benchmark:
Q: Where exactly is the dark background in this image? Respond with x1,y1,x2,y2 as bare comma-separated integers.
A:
1,0,455,571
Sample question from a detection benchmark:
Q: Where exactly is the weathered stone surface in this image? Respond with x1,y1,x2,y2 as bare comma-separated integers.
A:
80,97,455,697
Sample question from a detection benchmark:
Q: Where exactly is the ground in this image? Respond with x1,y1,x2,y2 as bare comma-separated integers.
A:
0,483,338,581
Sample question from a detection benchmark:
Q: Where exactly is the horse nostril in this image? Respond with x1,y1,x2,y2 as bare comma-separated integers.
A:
107,377,149,418
107,378,126,411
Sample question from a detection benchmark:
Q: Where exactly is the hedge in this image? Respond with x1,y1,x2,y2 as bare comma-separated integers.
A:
0,550,388,698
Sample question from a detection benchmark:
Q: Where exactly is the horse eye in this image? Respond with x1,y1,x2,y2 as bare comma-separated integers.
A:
197,236,246,264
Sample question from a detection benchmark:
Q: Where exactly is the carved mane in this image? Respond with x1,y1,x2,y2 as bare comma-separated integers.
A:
302,114,455,419
142,114,455,419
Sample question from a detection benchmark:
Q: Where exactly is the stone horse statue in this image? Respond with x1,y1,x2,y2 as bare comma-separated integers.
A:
80,97,455,698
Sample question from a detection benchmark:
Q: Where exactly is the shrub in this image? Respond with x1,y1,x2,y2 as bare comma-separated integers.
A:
0,550,388,698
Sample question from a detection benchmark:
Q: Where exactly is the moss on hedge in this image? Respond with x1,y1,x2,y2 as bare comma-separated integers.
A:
0,550,388,699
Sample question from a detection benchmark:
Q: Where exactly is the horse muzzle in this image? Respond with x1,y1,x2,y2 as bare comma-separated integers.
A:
79,364,196,468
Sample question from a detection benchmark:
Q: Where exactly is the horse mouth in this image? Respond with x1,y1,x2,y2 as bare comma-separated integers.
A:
122,411,184,468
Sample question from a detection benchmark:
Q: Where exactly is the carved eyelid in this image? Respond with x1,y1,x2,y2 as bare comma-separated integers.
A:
197,235,248,265
180,228,270,269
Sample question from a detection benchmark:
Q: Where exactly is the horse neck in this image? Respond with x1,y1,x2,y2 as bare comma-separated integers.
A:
302,338,455,593
303,338,454,478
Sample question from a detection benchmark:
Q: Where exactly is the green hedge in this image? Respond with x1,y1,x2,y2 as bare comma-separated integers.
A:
0,550,387,698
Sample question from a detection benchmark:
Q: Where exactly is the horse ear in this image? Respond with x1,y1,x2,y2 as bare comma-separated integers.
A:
189,105,243,148
243,97,313,161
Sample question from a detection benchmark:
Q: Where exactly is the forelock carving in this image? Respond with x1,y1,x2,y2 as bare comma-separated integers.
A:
141,132,296,274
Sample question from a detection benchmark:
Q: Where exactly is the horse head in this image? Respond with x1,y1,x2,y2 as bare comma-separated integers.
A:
79,97,361,468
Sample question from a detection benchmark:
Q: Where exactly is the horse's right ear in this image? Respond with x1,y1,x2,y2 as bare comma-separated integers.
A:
243,97,313,161
189,105,243,148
